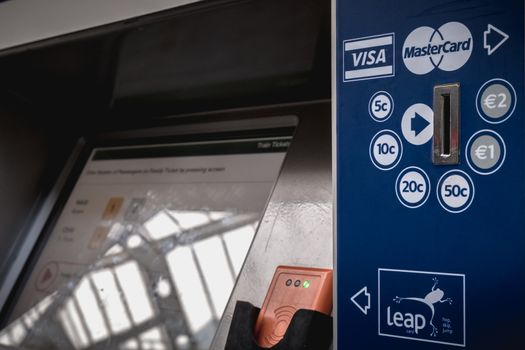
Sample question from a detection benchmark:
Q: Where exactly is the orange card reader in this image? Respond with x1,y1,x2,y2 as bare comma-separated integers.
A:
254,265,333,348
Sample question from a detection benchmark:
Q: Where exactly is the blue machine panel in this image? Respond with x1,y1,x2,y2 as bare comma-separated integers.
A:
336,0,524,348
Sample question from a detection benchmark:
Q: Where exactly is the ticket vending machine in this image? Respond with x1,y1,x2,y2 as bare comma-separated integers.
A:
336,0,524,349
0,0,332,349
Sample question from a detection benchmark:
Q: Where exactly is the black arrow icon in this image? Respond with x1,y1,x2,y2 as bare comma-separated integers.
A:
411,112,430,137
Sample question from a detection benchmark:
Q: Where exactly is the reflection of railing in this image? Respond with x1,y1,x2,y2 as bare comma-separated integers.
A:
0,211,258,350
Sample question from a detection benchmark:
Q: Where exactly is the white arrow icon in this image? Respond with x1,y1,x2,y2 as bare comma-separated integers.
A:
484,24,509,56
351,286,371,315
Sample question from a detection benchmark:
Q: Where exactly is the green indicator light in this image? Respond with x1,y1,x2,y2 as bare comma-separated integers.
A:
302,280,311,289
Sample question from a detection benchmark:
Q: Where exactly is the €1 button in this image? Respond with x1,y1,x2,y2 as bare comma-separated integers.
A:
395,167,430,208
466,130,506,175
369,130,403,171
437,170,475,213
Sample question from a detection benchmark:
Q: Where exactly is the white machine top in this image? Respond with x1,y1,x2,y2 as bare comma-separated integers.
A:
0,0,201,51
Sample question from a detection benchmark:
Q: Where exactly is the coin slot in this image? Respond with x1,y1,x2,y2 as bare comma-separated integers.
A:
442,93,451,156
433,83,460,165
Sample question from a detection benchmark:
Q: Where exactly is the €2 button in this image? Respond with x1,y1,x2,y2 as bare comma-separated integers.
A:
476,78,516,124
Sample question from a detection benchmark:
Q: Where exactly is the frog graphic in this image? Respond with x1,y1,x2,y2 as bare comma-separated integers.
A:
394,277,453,337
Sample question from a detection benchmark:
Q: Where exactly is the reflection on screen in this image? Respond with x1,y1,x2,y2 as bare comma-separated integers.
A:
0,136,292,349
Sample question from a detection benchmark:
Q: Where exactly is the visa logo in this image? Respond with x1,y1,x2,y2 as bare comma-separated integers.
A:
343,33,395,82
352,49,387,67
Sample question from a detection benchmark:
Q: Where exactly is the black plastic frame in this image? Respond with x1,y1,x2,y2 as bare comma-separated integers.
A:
225,301,333,350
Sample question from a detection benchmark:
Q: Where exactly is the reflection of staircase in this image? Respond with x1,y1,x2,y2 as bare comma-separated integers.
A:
193,319,217,349
166,212,259,245
5,212,259,350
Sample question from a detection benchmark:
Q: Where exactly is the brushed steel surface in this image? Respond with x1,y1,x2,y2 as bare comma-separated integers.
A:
211,101,332,349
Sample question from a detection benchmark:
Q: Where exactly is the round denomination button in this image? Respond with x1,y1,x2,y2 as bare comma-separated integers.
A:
401,103,434,145
437,170,475,213
369,130,403,171
395,167,431,208
476,78,516,124
369,91,394,122
466,130,506,175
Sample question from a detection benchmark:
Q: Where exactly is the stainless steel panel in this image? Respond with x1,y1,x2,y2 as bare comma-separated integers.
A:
433,83,461,165
211,101,332,349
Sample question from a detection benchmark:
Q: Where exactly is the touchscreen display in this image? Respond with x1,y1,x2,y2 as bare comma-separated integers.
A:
1,135,292,349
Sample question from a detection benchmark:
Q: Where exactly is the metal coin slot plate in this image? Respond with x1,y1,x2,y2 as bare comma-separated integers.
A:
433,83,460,165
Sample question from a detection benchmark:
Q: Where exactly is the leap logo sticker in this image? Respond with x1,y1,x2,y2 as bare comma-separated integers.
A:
343,33,395,82
379,269,466,347
403,22,473,75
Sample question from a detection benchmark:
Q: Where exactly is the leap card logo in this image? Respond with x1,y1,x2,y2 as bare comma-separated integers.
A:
378,268,466,347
